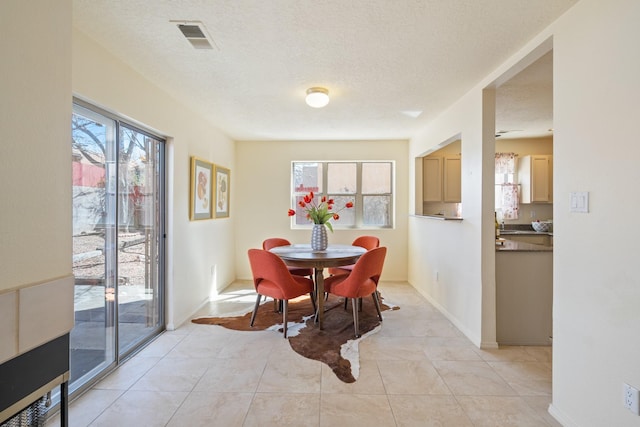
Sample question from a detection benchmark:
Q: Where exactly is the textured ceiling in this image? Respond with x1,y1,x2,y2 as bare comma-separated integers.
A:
496,50,553,139
73,0,576,141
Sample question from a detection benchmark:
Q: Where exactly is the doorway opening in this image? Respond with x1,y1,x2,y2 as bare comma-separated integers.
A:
493,47,554,347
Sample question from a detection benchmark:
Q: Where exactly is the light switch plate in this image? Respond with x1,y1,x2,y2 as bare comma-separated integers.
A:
569,191,589,213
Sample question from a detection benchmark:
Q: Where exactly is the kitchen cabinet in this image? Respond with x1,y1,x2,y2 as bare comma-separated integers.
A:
422,155,461,203
443,156,461,202
496,250,553,345
422,157,442,202
519,155,552,203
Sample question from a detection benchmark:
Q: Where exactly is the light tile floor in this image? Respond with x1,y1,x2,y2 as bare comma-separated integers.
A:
46,281,560,426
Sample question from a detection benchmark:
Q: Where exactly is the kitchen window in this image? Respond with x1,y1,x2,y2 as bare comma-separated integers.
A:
291,161,394,229
495,152,519,219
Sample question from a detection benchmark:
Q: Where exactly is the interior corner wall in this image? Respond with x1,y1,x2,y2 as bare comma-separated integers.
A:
72,29,236,329
234,140,409,283
549,0,640,425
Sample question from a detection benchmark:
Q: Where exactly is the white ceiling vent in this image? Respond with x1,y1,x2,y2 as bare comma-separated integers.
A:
172,21,216,50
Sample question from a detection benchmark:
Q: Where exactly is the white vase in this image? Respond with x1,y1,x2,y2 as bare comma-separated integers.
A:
311,224,328,251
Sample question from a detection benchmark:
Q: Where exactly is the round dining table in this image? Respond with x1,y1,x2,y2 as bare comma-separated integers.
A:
269,244,366,329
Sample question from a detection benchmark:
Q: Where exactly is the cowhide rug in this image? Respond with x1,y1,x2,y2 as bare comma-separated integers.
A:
192,294,398,383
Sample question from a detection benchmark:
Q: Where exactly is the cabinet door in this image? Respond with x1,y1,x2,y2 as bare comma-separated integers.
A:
422,157,442,202
443,156,461,202
531,156,551,202
519,155,552,203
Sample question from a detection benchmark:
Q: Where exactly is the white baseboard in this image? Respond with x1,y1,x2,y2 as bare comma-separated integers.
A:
170,297,211,331
410,283,485,348
548,403,578,427
480,340,499,349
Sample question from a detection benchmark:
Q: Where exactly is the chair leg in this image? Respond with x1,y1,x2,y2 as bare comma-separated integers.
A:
250,293,262,327
351,298,360,338
346,297,363,311
309,292,317,313
372,291,383,321
282,299,288,338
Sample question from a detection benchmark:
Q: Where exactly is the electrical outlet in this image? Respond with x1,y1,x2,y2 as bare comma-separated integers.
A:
623,383,640,415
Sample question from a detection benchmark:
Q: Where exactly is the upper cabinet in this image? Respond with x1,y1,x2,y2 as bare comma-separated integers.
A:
422,155,461,203
443,156,461,202
519,155,553,203
422,157,442,202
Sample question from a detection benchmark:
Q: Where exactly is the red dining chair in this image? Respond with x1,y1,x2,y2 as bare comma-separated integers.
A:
262,238,315,312
263,238,314,279
247,249,316,338
323,247,386,338
327,236,380,308
327,235,379,276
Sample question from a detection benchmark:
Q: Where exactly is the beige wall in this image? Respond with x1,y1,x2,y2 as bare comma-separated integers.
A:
551,0,640,425
496,137,552,155
235,140,409,282
0,1,75,360
0,1,72,289
72,29,236,329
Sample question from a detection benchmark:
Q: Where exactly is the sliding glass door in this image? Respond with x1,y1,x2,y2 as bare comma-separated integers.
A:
70,101,165,394
116,124,164,356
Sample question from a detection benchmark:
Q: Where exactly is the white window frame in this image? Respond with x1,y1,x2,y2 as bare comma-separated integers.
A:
291,160,395,230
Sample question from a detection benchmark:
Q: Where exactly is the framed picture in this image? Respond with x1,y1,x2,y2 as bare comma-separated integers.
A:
214,165,230,218
190,157,213,220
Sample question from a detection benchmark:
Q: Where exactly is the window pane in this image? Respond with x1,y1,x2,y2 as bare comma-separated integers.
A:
495,173,515,185
363,195,391,226
327,163,356,194
331,195,355,226
291,161,395,229
293,162,322,193
71,106,116,387
293,194,321,225
117,125,163,355
495,185,502,210
362,163,391,194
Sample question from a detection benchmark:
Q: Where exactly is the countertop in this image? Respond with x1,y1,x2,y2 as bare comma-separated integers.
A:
500,230,553,237
496,238,553,252
412,214,463,221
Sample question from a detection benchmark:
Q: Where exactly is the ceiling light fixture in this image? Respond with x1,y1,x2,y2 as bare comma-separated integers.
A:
305,87,330,108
